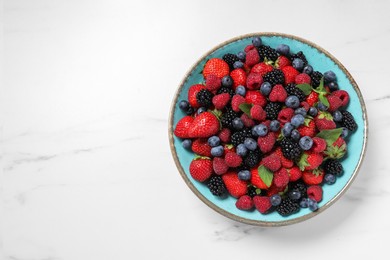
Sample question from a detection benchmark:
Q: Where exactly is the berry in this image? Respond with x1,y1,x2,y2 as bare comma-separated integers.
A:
244,149,262,168
282,122,294,137
221,75,233,88
317,101,328,111
235,85,246,96
218,128,231,143
270,120,280,132
324,173,336,184
231,94,246,112
252,123,268,137
236,195,254,210
174,116,194,138
269,84,288,102
285,95,300,108
260,82,272,96
211,145,224,157
258,45,279,62
213,157,229,175
244,138,258,151
292,58,304,71
236,143,248,157
288,166,302,182
302,169,324,185
191,138,212,157
327,95,343,112
237,51,246,61
263,69,285,86
306,91,319,106
323,159,343,176
324,70,336,83
298,152,323,171
208,136,220,147
276,55,291,69
250,105,266,121
333,110,343,122
328,82,339,91
288,190,301,201
212,93,230,110
222,171,248,198
291,129,301,141
245,49,260,67
189,158,213,182
220,107,239,129
278,107,295,125
295,73,311,84
290,51,308,67
299,136,313,150
225,152,243,168
308,199,319,211
303,65,313,75
245,90,267,107
203,58,230,79
289,181,307,198
311,137,327,153
182,139,192,149
300,198,309,208
280,137,303,160
251,62,273,76
276,197,300,216
332,90,350,107
232,117,244,130
238,170,251,181
265,102,282,120
262,154,282,172
252,37,262,47
282,66,300,85
222,53,240,70
247,185,261,197
230,69,248,89
310,71,323,88
253,196,272,214
233,61,244,69
188,112,220,138
314,112,336,131
257,132,276,154
246,73,263,90
295,107,307,116
185,107,194,115
188,84,205,108
197,107,207,114
240,113,255,128
273,168,289,188
341,127,349,138
307,185,323,202
308,107,318,117
207,175,227,197
285,83,306,102
216,86,235,97
340,110,357,132
179,100,190,111
231,128,253,147
270,194,282,206
276,44,290,56
297,119,316,137
205,74,221,92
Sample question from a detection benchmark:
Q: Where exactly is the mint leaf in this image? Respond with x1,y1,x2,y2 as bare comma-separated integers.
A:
319,94,330,107
297,153,309,171
296,84,312,95
258,165,273,188
239,103,253,117
316,128,343,146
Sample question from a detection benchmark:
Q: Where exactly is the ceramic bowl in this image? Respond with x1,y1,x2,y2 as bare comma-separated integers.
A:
168,33,368,226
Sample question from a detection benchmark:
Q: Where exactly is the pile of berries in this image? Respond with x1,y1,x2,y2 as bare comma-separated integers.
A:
174,37,357,216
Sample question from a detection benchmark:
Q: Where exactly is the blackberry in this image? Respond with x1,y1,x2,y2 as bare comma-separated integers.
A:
285,83,306,102
263,69,285,86
323,159,343,176
258,45,279,62
207,175,227,197
265,102,282,120
220,107,238,129
340,110,357,132
216,86,235,97
280,138,302,160
222,53,239,70
243,149,262,168
196,89,213,108
231,128,253,147
289,181,307,200
290,51,308,66
311,71,323,88
247,185,264,197
276,197,300,216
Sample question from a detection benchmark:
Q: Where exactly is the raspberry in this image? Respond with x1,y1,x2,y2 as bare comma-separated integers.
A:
307,185,323,202
225,152,243,168
253,196,272,214
235,195,254,210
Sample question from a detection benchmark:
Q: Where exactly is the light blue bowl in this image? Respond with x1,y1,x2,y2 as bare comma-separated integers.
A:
168,33,368,226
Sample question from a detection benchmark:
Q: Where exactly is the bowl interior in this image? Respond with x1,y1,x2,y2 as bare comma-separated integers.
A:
169,33,367,226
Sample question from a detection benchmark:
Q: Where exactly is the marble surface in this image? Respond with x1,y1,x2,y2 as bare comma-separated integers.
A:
1,0,389,259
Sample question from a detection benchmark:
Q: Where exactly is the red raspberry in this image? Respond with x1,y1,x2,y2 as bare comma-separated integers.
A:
295,73,311,84
332,90,349,107
277,107,294,125
245,90,267,107
311,137,327,153
205,74,221,92
307,185,323,202
245,49,260,67
213,157,229,175
257,132,276,154
246,73,263,90
273,168,290,188
212,93,230,110
327,95,343,112
244,44,256,53
276,56,291,68
218,128,231,143
240,113,255,128
253,196,272,214
251,62,273,76
273,147,294,168
269,84,287,102
250,105,266,121
281,66,299,84
236,195,254,210
231,94,246,112
224,152,242,168
261,154,281,172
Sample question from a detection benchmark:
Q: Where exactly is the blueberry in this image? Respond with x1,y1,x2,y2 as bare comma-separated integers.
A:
328,82,339,91
269,120,280,132
252,124,268,137
285,95,300,108
317,102,328,111
197,107,207,114
252,37,262,47
289,190,301,200
232,117,244,130
341,127,349,138
324,173,336,185
324,70,336,83
222,75,233,87
299,198,309,208
292,58,304,71
179,100,189,111
244,138,257,151
260,82,272,96
208,136,220,147
282,122,294,137
308,107,318,117
291,129,301,141
211,145,224,157
182,139,192,149
235,85,246,96
238,170,251,181
308,199,319,211
233,61,244,69
237,51,246,61
276,44,290,56
291,114,305,127
270,194,282,206
299,136,313,150
295,107,307,116
236,144,248,157
333,110,343,122
303,65,313,75
185,106,194,115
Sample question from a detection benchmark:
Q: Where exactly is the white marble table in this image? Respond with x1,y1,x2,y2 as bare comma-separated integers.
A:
1,0,389,259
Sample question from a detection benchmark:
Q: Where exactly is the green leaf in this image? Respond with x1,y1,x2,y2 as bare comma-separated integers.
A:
239,103,253,117
319,94,330,108
316,128,343,146
258,165,273,188
296,84,312,95
297,153,309,171
324,143,347,159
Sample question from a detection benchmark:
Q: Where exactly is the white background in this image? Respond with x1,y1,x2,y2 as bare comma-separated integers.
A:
1,0,389,259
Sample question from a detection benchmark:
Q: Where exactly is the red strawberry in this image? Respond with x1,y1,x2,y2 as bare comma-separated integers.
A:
250,167,269,189
236,195,254,210
287,166,302,182
324,137,347,159
250,105,266,121
205,74,221,92
269,84,287,102
297,119,316,138
223,144,235,156
191,138,212,157
302,169,324,185
298,152,323,171
213,157,229,175
273,168,289,188
281,66,299,84
212,93,230,110
218,128,231,143
253,196,272,214
188,84,205,108
332,90,349,107
266,183,286,196
189,157,213,182
277,107,294,125
245,49,260,67
306,91,319,106
222,171,248,198
203,58,230,79
257,132,276,154
273,147,294,168
295,73,311,84
246,73,263,90
224,152,242,168
251,62,273,76
276,56,291,69
174,116,194,138
244,44,256,53
240,113,255,128
245,90,267,107
188,112,220,138
307,185,323,202
327,95,343,112
261,154,281,172
311,137,327,153
231,94,246,112
230,68,247,89
315,112,336,131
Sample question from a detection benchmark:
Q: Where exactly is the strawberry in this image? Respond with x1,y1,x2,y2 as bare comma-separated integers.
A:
307,185,323,202
174,116,194,138
261,154,281,172
245,49,260,67
222,171,248,198
230,68,247,89
205,74,221,92
311,137,327,153
253,196,272,214
189,157,213,182
269,84,287,102
250,105,266,121
257,132,276,154
218,128,231,143
223,144,235,155
281,66,299,84
324,137,347,159
266,183,286,196
213,157,229,175
224,152,242,168
188,84,205,108
315,112,336,131
251,62,273,76
250,167,269,189
246,73,263,90
231,94,246,112
287,166,302,182
236,195,254,210
212,93,230,110
295,73,311,84
245,90,267,107
273,168,289,188
191,138,212,157
297,119,316,137
273,147,294,168
327,94,343,112
332,90,349,107
188,112,220,138
276,56,291,69
297,152,323,171
240,113,255,127
277,107,294,125
302,169,324,185
306,91,319,106
203,58,230,79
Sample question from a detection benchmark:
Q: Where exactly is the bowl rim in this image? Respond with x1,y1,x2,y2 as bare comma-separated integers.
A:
168,32,368,226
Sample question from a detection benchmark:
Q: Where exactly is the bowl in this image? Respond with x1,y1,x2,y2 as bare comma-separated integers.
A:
168,32,368,226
